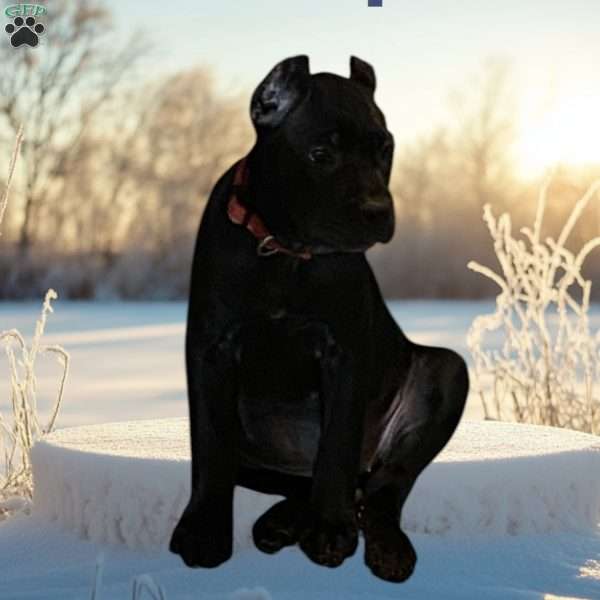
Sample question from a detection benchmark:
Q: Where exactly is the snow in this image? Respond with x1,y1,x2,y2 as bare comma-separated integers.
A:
31,418,600,551
1,300,598,427
1,513,600,599
0,300,497,428
229,587,272,600
2,300,600,599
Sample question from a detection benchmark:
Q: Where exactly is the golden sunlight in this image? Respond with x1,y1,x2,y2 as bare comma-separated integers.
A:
516,92,600,179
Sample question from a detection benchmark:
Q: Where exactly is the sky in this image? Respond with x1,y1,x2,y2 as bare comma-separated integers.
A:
105,0,600,178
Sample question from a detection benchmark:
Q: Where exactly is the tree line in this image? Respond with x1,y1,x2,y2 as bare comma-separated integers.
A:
1,1,598,300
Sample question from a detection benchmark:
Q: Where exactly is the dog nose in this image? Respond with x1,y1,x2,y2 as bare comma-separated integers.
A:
360,198,395,242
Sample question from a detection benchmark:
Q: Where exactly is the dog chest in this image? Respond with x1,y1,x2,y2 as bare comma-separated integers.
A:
235,317,325,476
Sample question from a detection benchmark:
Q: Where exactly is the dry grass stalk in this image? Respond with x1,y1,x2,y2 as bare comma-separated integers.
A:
467,180,600,433
1,129,70,519
0,290,70,514
0,125,23,234
89,554,168,600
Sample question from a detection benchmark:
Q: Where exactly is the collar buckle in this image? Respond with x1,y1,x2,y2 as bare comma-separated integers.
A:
256,235,279,256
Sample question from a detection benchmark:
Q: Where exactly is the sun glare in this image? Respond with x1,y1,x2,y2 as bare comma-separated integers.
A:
517,92,600,179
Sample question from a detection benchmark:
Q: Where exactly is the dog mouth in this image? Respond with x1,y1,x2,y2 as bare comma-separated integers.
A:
309,242,372,255
282,206,395,256
307,220,395,254
302,233,389,256
376,219,395,244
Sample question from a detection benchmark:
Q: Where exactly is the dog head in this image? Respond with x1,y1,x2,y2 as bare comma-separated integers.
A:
250,55,395,254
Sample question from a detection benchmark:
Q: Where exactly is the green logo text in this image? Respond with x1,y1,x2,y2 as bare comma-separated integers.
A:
5,4,46,18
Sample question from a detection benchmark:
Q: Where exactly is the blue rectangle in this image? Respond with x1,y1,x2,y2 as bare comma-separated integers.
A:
368,0,382,5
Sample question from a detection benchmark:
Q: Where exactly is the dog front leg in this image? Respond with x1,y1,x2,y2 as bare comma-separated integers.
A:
300,339,367,567
170,326,241,568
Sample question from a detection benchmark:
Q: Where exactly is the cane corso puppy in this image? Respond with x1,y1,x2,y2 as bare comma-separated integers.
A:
170,55,468,582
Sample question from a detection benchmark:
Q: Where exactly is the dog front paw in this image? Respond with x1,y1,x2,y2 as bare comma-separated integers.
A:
253,498,306,554
169,503,233,568
299,512,358,567
361,513,417,582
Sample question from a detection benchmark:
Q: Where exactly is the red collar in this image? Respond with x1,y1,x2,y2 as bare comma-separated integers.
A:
227,157,312,260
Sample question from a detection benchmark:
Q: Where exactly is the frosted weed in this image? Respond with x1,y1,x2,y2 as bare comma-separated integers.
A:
468,178,600,432
0,129,69,518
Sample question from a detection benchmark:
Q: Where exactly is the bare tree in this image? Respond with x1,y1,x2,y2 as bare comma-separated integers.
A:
371,60,518,298
97,68,252,298
449,58,517,212
0,66,251,299
0,0,147,254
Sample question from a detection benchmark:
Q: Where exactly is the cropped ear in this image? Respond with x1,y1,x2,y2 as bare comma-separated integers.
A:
350,56,376,93
250,55,311,128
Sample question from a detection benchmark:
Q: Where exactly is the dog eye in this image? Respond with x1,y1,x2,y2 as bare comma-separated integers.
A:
308,146,334,165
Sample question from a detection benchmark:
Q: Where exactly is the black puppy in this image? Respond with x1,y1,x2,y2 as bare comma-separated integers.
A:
170,55,468,583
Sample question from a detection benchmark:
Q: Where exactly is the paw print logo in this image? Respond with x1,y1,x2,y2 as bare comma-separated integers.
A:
5,16,45,48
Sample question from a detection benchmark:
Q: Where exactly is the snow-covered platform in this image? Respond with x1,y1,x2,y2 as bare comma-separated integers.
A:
31,418,600,550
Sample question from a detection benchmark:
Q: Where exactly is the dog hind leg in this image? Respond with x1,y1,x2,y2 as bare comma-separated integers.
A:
358,347,468,582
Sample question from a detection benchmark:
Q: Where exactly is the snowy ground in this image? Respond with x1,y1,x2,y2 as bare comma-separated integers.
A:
1,300,600,599
30,418,600,549
2,513,600,600
0,300,499,428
